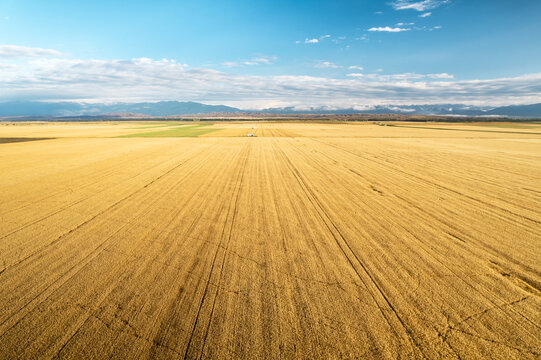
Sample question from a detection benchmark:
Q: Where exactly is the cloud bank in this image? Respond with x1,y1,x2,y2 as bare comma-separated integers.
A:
1,53,540,109
0,45,63,58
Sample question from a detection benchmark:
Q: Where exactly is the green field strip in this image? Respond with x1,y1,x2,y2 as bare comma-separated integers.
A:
120,124,220,137
126,123,191,130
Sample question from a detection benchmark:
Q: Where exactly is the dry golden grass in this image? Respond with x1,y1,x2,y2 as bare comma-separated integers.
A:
0,121,540,359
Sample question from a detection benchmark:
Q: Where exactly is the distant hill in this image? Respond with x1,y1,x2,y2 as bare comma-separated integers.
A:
260,104,489,115
484,103,541,117
261,104,541,117
1,101,540,118
262,103,541,117
0,101,241,117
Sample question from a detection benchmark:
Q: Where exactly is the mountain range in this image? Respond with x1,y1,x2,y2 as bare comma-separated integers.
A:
1,101,541,118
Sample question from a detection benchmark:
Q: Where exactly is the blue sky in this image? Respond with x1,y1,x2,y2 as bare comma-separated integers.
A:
1,0,540,109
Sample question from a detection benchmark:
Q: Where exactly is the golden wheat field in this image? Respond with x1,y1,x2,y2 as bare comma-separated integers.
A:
0,121,540,359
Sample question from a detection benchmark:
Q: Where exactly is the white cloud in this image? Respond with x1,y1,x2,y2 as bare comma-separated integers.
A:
298,35,332,44
371,23,440,33
419,12,432,17
356,35,369,41
368,26,410,32
0,45,63,58
377,72,426,80
251,57,272,64
2,56,540,108
360,72,453,80
348,65,364,70
375,11,384,15
222,56,274,67
315,61,341,69
390,0,449,11
387,106,416,112
347,73,364,77
427,73,453,78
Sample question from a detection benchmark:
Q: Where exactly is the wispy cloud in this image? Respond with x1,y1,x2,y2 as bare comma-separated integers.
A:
375,72,453,80
390,0,449,11
348,65,364,71
427,72,452,78
396,22,415,26
2,55,539,108
419,12,432,17
348,72,453,80
298,35,332,44
315,61,341,69
368,26,410,32
0,45,63,58
412,25,443,31
251,57,272,64
222,56,275,67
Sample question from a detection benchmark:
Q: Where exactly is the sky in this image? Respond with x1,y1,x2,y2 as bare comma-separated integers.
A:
1,0,540,109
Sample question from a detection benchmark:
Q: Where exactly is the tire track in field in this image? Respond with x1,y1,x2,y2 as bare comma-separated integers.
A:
0,139,167,214
91,145,241,359
309,142,541,286
0,164,119,216
0,142,214,275
0,141,203,241
50,158,218,360
1,141,232,358
196,142,251,360
288,138,541,352
0,139,151,210
272,139,427,359
286,138,531,358
182,141,250,360
364,147,541,219
0,148,206,339
50,142,232,356
307,137,541,277
0,141,224,338
311,138,541,227
51,148,235,359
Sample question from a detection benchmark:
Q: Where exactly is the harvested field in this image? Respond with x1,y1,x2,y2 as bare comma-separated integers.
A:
0,121,540,359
